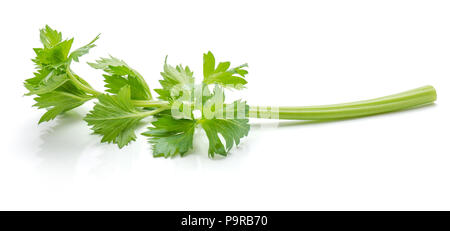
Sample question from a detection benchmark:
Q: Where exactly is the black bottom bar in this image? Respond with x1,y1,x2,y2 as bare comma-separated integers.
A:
0,211,448,230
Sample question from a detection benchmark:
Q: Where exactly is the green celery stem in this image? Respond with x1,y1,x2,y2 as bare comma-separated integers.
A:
131,100,170,108
249,85,437,120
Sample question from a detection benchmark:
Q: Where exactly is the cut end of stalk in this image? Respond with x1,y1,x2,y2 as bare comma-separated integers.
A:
424,85,437,102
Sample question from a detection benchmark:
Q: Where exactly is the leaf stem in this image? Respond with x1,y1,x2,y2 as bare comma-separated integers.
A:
64,66,438,121
66,66,102,97
131,99,170,108
66,66,170,108
249,85,437,120
141,105,171,117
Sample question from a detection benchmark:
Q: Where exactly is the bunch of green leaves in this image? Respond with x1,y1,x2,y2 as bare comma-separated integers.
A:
88,56,152,100
88,52,251,157
26,26,251,158
141,52,250,157
24,25,99,123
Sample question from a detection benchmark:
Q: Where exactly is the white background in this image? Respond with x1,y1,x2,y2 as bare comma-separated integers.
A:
1,0,449,210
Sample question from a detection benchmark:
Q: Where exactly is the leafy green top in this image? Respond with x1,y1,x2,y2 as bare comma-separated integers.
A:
203,51,248,89
26,26,251,157
143,52,250,157
154,57,194,102
25,25,99,123
85,86,156,148
88,56,152,100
